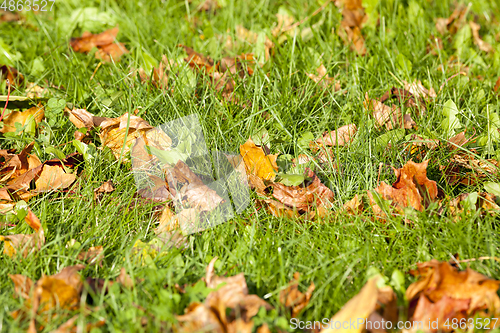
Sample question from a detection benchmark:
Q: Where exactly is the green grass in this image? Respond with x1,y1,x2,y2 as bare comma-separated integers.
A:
1,0,500,331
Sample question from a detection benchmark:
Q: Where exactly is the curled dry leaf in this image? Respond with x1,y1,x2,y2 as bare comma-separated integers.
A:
445,192,500,217
403,80,437,101
77,246,104,266
321,276,397,333
70,26,129,62
0,208,45,258
10,265,86,332
138,55,172,90
68,108,172,161
240,138,278,181
271,169,334,212
0,142,41,183
165,160,224,211
469,21,493,53
440,153,498,186
315,124,357,147
279,272,315,318
435,5,468,36
370,160,438,213
94,180,115,201
0,103,45,134
176,258,272,333
35,164,76,192
364,93,415,130
338,0,367,55
306,64,341,91
179,45,254,102
406,260,500,332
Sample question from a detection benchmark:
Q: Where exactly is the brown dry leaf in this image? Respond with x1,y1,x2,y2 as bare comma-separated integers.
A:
35,165,76,192
343,194,364,215
321,276,397,333
435,6,468,36
370,160,438,213
271,169,334,213
70,26,128,62
0,208,45,258
240,138,278,181
155,206,177,234
1,104,45,134
177,258,272,333
138,55,172,90
306,64,341,91
94,180,115,201
179,45,255,102
68,109,171,163
315,124,357,147
339,0,367,55
364,93,414,130
0,10,21,22
0,64,24,86
0,142,41,183
165,160,224,211
99,113,154,159
469,21,493,53
179,44,215,73
11,265,86,332
77,246,104,266
406,260,500,332
279,272,315,318
441,154,498,186
403,81,437,100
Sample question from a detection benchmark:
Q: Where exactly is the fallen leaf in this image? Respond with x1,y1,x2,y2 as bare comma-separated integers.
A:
70,26,128,62
315,124,357,147
0,208,45,258
407,260,500,332
364,93,414,130
279,272,315,318
10,265,86,332
321,276,397,333
35,164,76,192
94,180,115,201
240,138,278,181
271,169,334,213
435,5,468,36
370,160,437,213
77,246,104,266
176,258,272,332
339,0,367,55
469,21,493,53
306,64,341,91
0,103,45,134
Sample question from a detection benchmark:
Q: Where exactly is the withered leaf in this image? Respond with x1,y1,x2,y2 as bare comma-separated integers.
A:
0,104,45,134
0,208,44,258
315,124,357,147
279,272,315,318
306,64,341,91
321,276,397,333
407,260,500,332
240,138,278,181
370,160,437,213
70,26,128,62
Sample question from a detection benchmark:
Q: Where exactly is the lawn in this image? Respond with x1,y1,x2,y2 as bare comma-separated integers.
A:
1,0,500,332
